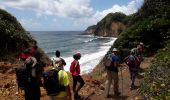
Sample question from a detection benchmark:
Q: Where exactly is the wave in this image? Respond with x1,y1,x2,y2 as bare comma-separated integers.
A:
84,38,98,43
50,38,117,74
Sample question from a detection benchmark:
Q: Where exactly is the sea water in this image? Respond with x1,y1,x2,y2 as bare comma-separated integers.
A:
30,31,116,74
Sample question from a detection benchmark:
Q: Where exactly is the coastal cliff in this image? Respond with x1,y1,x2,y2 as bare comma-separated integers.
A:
0,9,50,64
85,12,127,37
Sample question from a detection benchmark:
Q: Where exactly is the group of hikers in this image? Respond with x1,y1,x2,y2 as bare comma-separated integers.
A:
104,42,144,98
15,42,144,100
16,46,84,100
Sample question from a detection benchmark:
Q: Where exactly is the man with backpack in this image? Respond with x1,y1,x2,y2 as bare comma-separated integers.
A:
52,50,66,70
16,51,41,100
105,48,121,98
124,50,140,90
43,56,71,100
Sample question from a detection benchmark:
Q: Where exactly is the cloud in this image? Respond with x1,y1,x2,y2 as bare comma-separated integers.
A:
0,4,5,9
20,18,41,30
1,0,144,30
1,0,93,18
92,0,144,24
73,0,144,29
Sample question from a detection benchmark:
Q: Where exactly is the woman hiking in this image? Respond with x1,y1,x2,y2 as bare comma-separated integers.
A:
124,50,140,90
70,52,85,99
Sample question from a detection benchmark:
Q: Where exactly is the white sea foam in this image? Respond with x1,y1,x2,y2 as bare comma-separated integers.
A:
84,38,98,43
54,38,117,74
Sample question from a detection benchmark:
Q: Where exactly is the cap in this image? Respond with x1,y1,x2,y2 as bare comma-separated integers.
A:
112,48,118,52
75,52,81,57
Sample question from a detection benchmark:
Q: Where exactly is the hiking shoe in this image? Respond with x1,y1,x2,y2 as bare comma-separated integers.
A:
130,85,136,90
114,91,121,96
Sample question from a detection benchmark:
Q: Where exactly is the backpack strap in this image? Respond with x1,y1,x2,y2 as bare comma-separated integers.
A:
73,61,78,72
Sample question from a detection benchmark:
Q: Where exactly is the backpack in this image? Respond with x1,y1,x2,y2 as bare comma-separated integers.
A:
127,55,139,67
42,69,65,96
15,64,32,89
104,54,113,68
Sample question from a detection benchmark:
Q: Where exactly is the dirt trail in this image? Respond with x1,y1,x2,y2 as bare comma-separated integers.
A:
84,57,153,100
0,57,153,100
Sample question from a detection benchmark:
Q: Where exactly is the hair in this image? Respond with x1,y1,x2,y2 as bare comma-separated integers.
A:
33,45,38,50
73,54,81,60
55,50,60,57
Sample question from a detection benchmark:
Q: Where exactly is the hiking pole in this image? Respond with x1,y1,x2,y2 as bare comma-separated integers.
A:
120,65,123,97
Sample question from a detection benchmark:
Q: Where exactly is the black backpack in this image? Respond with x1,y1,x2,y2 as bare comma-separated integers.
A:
42,69,65,96
15,64,32,89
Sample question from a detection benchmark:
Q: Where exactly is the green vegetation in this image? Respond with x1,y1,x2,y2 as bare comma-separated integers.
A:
86,25,97,31
0,9,50,64
96,12,127,30
112,0,170,98
114,0,170,58
0,9,36,59
140,41,170,99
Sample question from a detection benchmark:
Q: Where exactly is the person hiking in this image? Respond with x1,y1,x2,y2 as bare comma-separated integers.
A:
43,64,72,100
70,52,85,99
22,51,41,100
137,42,144,61
53,50,66,70
31,45,45,87
105,48,121,98
124,50,140,90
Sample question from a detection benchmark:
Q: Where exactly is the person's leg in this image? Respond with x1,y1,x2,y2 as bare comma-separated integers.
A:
76,75,85,92
113,72,120,95
130,70,137,90
74,75,85,98
72,75,78,93
105,71,112,97
49,95,66,100
49,96,55,100
129,66,135,89
24,88,31,100
30,77,40,100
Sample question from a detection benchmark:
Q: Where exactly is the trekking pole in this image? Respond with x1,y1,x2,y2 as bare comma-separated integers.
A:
120,66,123,97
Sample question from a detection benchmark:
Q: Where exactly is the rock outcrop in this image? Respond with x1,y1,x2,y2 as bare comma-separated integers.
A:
85,12,127,37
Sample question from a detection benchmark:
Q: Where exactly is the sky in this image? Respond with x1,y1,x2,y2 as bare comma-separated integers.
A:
0,0,144,31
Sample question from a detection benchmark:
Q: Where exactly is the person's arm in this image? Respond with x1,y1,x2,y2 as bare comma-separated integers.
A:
31,57,37,67
66,85,72,100
61,58,66,66
61,71,72,100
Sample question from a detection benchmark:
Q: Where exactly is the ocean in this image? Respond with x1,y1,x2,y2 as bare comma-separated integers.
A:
30,31,116,74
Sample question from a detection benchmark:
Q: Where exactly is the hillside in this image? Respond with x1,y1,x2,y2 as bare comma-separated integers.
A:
0,9,50,66
114,0,170,57
112,0,170,99
85,12,127,37
85,0,170,99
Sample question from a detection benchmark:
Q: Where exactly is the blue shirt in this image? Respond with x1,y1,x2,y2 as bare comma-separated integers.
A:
107,54,119,72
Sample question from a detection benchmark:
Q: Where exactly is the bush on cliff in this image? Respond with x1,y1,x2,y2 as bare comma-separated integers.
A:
0,9,50,64
112,0,170,98
114,0,170,58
